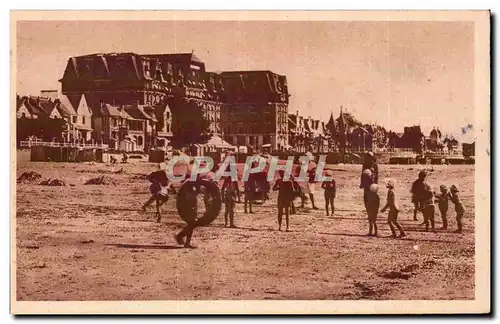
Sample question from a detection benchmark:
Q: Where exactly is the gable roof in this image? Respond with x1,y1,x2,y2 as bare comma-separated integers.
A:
75,94,92,115
24,97,45,116
36,97,59,116
16,96,25,110
123,105,157,121
100,103,132,119
56,96,77,117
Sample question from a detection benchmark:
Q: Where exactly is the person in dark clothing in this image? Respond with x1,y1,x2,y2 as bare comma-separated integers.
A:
142,163,170,223
449,185,465,233
175,185,199,248
366,183,380,237
434,184,450,230
273,170,296,231
244,160,260,214
411,170,427,221
321,170,336,216
221,176,238,228
361,168,375,211
422,183,436,232
381,179,406,238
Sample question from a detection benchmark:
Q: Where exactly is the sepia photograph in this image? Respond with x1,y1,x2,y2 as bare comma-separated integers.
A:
10,10,490,314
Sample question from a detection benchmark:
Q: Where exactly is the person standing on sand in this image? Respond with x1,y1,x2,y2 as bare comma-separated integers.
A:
273,169,296,231
411,170,427,222
449,185,465,233
303,152,319,210
422,183,436,232
366,183,380,237
221,176,238,228
381,179,406,238
360,168,375,212
434,185,450,230
321,169,336,216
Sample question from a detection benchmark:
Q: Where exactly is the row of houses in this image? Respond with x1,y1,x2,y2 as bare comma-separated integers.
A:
16,91,173,152
286,107,464,155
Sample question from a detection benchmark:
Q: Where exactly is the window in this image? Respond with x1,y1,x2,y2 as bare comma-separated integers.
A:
144,61,151,78
94,57,109,79
82,116,86,124
166,124,170,133
72,116,77,123
237,136,245,146
166,111,170,119
116,58,128,79
137,136,143,146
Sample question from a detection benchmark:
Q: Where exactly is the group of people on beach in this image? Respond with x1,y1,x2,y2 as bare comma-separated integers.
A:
141,151,466,248
360,152,466,238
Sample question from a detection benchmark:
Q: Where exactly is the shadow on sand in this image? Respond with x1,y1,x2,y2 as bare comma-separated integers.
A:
317,231,459,244
105,243,183,250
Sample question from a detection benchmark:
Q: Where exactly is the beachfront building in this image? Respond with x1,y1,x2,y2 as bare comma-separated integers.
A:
59,52,289,151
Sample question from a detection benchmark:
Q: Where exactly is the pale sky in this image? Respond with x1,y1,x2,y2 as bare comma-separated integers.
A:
16,20,475,141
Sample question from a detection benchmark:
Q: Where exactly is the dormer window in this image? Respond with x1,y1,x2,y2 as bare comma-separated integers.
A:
144,61,151,78
83,59,93,76
116,58,128,79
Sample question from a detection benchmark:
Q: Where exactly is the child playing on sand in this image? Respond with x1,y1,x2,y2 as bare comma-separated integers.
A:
321,170,336,216
422,183,436,232
175,185,199,249
221,176,238,228
142,163,171,223
449,185,465,233
381,179,406,238
366,183,380,237
434,185,450,230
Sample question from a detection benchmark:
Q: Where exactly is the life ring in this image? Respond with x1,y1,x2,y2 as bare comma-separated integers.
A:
176,178,222,226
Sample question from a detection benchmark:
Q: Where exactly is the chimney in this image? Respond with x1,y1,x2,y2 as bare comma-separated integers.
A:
40,90,59,100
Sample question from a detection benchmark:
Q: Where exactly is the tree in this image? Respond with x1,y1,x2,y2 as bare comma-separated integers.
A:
170,100,211,147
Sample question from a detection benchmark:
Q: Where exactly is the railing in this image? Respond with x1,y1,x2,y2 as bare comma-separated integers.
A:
425,150,463,157
373,148,414,153
20,140,109,149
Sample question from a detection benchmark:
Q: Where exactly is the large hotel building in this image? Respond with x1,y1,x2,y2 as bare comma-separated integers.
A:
58,52,290,151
